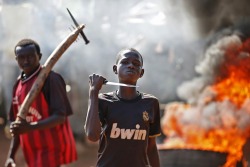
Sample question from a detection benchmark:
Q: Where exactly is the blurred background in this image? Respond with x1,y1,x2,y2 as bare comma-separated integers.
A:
1,0,250,166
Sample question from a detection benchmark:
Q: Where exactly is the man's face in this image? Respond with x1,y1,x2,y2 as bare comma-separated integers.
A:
115,51,144,84
15,44,41,76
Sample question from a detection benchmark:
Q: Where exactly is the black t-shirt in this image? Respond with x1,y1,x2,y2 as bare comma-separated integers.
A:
97,91,161,167
42,70,73,116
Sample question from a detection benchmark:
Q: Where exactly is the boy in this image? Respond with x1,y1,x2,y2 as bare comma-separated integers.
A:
85,48,161,167
5,39,77,167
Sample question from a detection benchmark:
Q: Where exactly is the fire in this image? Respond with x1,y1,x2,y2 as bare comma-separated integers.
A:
214,38,250,108
159,38,250,167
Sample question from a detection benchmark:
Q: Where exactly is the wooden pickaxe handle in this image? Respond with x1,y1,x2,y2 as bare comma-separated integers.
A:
16,24,85,121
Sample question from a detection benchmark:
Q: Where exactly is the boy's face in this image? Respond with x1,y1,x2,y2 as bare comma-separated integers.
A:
15,44,41,76
114,51,144,84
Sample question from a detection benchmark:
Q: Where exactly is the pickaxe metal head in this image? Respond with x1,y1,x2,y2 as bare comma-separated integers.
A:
67,8,90,45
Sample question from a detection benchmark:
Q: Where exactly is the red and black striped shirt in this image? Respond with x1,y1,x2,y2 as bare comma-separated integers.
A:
9,66,77,167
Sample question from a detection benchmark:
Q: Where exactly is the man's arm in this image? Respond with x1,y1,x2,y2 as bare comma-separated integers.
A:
29,114,65,129
84,74,105,142
5,136,20,167
147,137,160,167
10,114,65,136
84,89,101,142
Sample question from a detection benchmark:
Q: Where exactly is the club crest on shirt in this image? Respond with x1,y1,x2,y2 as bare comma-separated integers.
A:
143,111,149,122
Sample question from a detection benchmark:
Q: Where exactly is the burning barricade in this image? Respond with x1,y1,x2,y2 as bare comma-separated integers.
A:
158,34,250,167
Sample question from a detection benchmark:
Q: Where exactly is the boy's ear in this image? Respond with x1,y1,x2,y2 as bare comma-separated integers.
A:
140,69,144,78
113,65,118,74
38,53,42,60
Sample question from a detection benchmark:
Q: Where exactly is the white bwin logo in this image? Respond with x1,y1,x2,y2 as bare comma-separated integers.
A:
110,123,147,140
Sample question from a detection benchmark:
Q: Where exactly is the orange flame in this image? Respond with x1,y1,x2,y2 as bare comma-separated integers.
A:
214,38,250,107
159,38,250,167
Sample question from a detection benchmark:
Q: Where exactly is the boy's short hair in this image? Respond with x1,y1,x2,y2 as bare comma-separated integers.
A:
14,38,41,55
116,48,143,65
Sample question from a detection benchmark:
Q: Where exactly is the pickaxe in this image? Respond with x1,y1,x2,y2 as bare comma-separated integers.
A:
16,9,88,121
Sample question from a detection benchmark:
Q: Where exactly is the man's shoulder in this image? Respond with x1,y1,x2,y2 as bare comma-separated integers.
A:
48,70,62,77
47,71,65,81
99,91,117,101
43,71,66,91
141,92,159,101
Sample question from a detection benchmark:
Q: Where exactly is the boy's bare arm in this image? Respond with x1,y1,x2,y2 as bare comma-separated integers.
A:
5,136,20,167
84,89,102,142
147,137,160,167
10,114,65,136
84,74,105,142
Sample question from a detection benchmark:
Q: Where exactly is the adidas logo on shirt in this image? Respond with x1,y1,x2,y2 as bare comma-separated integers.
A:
110,123,146,140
